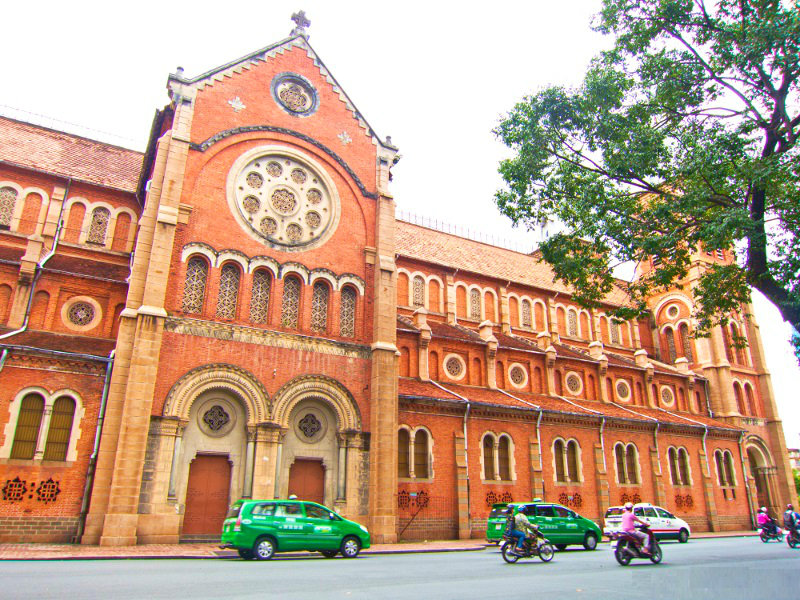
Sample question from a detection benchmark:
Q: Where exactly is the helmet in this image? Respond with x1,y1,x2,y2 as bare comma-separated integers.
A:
788,504,794,510
760,506,767,512
624,502,633,510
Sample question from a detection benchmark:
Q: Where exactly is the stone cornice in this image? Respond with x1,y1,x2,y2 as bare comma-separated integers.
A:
164,316,371,359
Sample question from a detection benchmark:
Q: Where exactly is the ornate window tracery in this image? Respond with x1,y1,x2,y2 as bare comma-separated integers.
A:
567,310,578,337
181,257,208,314
216,264,240,320
679,323,693,361
521,300,532,328
412,276,425,307
340,286,356,337
249,270,272,323
281,276,301,329
310,281,329,332
67,302,95,326
87,207,110,245
610,320,621,345
0,187,17,229
469,289,481,320
665,328,677,363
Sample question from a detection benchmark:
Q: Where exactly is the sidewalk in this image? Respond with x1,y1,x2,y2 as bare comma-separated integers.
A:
0,530,758,560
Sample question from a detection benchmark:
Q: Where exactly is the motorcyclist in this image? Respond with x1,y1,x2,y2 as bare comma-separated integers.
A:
757,506,778,535
508,506,540,556
621,502,651,554
783,504,800,535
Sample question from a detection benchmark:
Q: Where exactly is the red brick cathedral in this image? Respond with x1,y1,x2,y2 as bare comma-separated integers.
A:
0,15,795,544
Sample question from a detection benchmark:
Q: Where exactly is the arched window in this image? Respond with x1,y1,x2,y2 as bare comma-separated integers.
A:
521,300,532,328
665,328,677,363
413,429,430,479
679,323,693,361
733,382,746,415
310,281,330,333
398,428,410,478
554,439,567,482
678,448,691,485
43,397,76,461
216,263,240,320
10,393,45,459
744,384,757,417
498,435,512,481
86,207,111,245
610,320,621,345
340,286,357,337
181,257,208,314
0,186,18,230
483,434,496,480
724,452,736,487
567,309,578,337
554,439,581,483
714,450,726,486
566,440,580,482
412,276,425,307
615,443,640,484
249,269,272,323
469,289,481,320
668,448,680,485
281,276,301,329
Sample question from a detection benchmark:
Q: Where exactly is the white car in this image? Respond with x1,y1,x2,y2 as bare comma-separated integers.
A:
604,503,691,543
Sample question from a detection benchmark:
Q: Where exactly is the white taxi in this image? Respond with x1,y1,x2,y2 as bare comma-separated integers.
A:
604,503,691,543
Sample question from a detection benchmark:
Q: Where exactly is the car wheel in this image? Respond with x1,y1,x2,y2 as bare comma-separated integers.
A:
678,528,689,544
649,543,663,564
253,536,276,560
538,542,555,562
583,533,598,551
555,544,567,551
614,542,632,566
237,548,254,560
321,550,338,558
340,536,361,558
500,542,520,564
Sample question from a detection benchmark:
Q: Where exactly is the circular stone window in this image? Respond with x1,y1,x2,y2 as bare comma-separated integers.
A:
61,296,102,332
565,371,583,396
616,380,631,402
293,408,328,443
271,72,319,117
227,147,340,251
443,354,466,381
666,304,680,319
508,363,528,389
660,386,675,407
196,398,237,437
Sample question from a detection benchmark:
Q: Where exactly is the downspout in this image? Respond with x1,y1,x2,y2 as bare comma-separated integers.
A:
703,379,714,418
0,178,71,342
73,349,115,543
599,417,607,473
654,422,661,463
431,381,471,533
701,426,710,476
738,430,756,528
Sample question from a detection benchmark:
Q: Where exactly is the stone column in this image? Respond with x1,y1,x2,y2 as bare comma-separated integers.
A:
698,447,720,531
650,446,666,509
499,286,511,335
454,431,470,539
242,427,257,499
445,274,456,325
593,442,610,523
529,439,544,500
251,425,281,500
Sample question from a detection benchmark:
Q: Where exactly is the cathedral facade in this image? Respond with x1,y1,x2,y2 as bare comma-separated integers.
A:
0,18,796,545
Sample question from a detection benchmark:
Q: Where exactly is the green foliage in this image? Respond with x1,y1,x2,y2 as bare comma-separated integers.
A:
495,0,800,358
794,469,800,497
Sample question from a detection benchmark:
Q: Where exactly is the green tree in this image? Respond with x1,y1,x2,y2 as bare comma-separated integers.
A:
495,0,799,350
794,469,800,497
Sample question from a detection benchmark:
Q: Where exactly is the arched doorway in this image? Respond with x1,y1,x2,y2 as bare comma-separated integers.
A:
746,442,776,512
183,454,232,536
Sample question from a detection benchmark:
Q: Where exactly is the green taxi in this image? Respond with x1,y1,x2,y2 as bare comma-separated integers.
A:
486,500,601,550
220,499,371,560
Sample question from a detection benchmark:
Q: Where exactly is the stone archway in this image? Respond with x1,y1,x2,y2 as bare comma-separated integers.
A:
745,437,777,513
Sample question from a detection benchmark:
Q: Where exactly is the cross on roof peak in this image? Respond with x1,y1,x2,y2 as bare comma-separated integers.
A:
291,10,311,38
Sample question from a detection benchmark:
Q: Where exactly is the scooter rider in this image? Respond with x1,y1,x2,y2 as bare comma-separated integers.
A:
508,506,540,556
757,507,778,535
621,502,651,554
783,504,800,533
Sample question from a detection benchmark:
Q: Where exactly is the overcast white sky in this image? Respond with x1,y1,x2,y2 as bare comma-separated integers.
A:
2,0,798,446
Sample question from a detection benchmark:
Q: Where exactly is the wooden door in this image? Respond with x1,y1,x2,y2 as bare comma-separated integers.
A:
288,459,325,504
183,454,232,535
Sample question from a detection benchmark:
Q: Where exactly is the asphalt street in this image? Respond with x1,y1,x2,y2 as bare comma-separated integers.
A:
0,537,796,600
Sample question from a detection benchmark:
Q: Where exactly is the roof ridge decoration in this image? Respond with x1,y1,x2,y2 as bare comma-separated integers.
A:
167,14,396,153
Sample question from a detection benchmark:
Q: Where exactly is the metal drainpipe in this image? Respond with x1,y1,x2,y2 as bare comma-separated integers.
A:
73,349,115,543
701,426,710,474
738,430,756,528
0,348,8,373
654,422,661,463
599,417,607,472
703,379,714,418
0,178,70,342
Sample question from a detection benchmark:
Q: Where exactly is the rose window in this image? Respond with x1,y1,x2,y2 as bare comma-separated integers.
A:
661,387,674,405
232,153,336,248
509,366,527,386
68,302,95,326
565,373,582,395
203,405,231,432
616,380,631,401
299,413,322,438
445,356,464,378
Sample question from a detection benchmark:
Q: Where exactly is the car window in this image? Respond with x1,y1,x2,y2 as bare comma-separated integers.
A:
643,507,658,518
304,504,331,520
553,506,571,518
488,505,508,519
275,503,304,517
226,504,242,519
251,503,275,516
535,505,556,517
656,508,674,519
606,507,623,517
633,507,644,517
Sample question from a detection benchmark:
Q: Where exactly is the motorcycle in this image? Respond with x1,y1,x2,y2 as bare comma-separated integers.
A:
608,524,662,565
500,530,555,563
786,527,800,548
759,524,784,543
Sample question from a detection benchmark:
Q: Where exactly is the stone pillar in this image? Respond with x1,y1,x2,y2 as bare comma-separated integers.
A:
445,274,456,325
414,309,432,381
650,446,666,508
251,426,281,501
454,431,470,539
698,447,720,531
479,321,498,389
593,442,610,524
529,439,544,500
547,297,559,343
336,434,348,501
499,286,511,335
242,427,256,499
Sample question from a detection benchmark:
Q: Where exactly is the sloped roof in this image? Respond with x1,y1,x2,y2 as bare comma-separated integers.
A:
0,117,143,192
0,329,116,357
396,221,631,306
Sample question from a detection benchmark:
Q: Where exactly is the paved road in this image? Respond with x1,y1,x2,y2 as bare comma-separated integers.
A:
1,537,796,600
